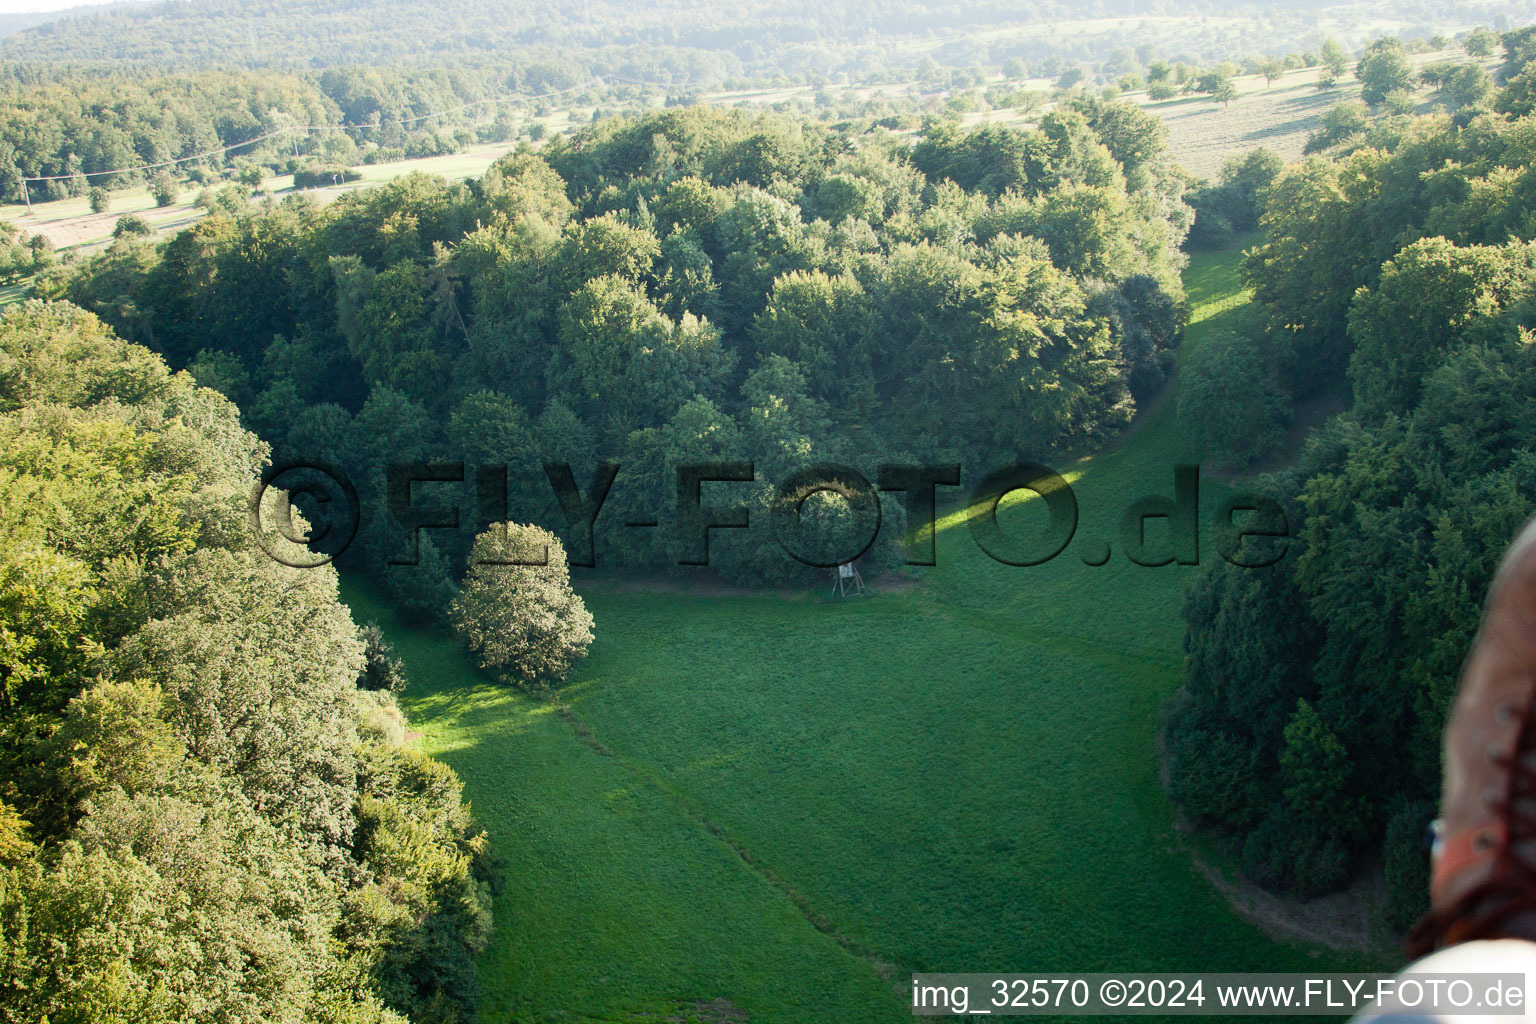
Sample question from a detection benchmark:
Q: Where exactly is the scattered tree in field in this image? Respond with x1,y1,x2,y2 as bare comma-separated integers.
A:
149,171,179,207
1378,88,1413,114
1256,57,1285,85
1440,63,1494,107
213,181,247,215
113,213,151,238
1357,37,1416,105
1056,67,1086,90
1303,100,1370,153
1464,27,1498,57
86,185,108,212
450,523,594,688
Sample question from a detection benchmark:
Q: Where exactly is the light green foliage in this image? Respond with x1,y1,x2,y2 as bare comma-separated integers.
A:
1439,63,1494,108
0,302,492,1024
1320,37,1349,78
1303,100,1370,154
336,243,1347,1022
1356,37,1416,105
1346,237,1536,421
149,172,180,207
449,523,594,688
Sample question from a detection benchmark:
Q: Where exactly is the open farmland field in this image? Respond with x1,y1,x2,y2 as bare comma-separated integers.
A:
0,139,524,251
962,48,1500,180
0,46,1496,260
1144,50,1500,179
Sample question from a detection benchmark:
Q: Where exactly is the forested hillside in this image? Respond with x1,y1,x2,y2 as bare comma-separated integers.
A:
0,302,494,1023
43,99,1191,608
5,0,1530,72
0,64,533,203
1168,25,1536,929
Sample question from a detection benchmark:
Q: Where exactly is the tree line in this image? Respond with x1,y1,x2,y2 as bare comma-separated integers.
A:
0,301,495,1022
4,0,1524,82
0,63,546,204
1167,26,1536,927
42,99,1190,613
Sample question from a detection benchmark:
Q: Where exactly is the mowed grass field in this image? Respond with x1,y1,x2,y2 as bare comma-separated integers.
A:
959,49,1499,180
339,240,1386,1023
0,140,523,251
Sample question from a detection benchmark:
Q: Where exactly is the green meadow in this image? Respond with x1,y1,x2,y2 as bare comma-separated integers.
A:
339,242,1372,1023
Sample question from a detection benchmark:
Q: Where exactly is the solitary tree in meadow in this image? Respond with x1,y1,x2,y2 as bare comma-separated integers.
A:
150,171,179,207
450,523,594,688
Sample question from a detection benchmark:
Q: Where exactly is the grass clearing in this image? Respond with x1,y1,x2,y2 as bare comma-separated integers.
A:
340,239,1387,1022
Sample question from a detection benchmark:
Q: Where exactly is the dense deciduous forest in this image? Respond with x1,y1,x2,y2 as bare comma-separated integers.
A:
5,0,1533,72
1169,24,1536,928
0,303,494,1023
42,99,1190,606
0,0,1521,207
0,64,533,202
18,1,1536,1017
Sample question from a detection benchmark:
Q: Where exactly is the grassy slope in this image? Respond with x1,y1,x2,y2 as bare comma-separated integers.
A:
341,241,1376,1024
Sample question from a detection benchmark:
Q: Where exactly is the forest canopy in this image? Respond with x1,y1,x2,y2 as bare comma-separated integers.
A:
1168,39,1536,926
0,301,494,1024
43,100,1192,599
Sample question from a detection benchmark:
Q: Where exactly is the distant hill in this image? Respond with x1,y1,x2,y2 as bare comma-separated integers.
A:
2,0,1531,75
0,0,149,40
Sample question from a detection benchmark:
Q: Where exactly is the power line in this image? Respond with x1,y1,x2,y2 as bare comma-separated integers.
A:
21,127,289,183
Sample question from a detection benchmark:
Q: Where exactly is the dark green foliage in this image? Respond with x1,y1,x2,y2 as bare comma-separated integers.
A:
1465,27,1498,58
0,66,520,205
358,623,409,693
1439,63,1495,109
1172,80,1536,910
112,213,151,238
1383,799,1435,929
1302,101,1370,155
149,171,179,207
1185,148,1281,250
1346,237,1536,422
49,101,1192,592
294,166,363,189
1175,323,1289,471
0,220,51,284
